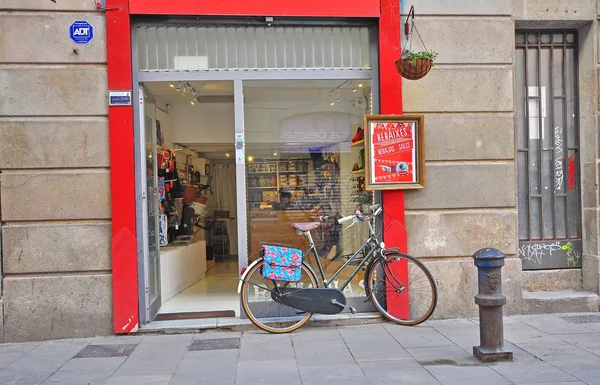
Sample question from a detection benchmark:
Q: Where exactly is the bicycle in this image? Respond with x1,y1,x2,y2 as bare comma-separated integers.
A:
238,204,438,333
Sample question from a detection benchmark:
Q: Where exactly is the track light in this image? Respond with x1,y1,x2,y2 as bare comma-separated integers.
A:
335,91,340,102
176,82,181,91
190,99,195,105
169,82,175,88
357,82,364,88
182,84,187,95
329,93,335,106
351,81,357,92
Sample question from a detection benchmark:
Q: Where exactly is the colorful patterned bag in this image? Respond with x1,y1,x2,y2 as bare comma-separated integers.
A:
262,245,303,282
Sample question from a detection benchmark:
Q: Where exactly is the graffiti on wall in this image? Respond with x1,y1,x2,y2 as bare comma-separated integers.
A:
518,240,582,270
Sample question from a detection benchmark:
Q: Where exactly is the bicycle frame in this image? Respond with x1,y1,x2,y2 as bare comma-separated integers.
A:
301,217,382,291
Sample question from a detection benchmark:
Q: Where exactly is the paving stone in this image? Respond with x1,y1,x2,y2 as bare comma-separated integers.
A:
489,360,577,384
298,364,370,385
425,365,512,385
514,383,587,385
294,339,355,367
432,323,481,342
385,325,455,348
517,341,589,360
236,360,301,385
90,335,144,346
554,333,600,355
105,374,172,385
111,335,192,377
541,352,600,382
239,334,294,361
345,340,411,361
504,322,564,344
194,331,242,340
0,339,89,385
290,327,341,342
407,346,472,363
511,314,593,335
298,363,364,380
337,323,390,342
0,342,39,370
359,359,441,385
41,357,126,385
169,350,238,385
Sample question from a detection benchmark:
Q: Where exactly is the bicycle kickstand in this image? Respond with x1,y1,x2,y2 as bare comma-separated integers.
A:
331,299,356,314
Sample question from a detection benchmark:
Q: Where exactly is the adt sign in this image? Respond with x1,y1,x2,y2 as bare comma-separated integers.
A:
70,20,94,44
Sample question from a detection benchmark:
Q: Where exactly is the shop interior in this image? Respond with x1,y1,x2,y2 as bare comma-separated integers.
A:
142,79,374,321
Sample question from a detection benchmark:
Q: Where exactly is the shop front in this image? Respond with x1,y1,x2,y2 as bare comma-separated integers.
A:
107,0,404,332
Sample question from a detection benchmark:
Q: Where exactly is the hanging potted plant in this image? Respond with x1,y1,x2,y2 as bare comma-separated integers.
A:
395,49,438,80
395,6,438,81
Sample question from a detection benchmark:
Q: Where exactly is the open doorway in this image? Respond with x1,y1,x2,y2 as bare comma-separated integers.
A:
140,80,240,321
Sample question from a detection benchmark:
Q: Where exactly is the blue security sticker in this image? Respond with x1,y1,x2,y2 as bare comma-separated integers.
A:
70,20,94,44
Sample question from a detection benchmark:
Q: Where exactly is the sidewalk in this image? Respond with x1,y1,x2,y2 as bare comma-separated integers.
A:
1,312,600,385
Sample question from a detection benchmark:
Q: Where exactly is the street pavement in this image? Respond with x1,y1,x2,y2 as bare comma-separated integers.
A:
1,312,600,384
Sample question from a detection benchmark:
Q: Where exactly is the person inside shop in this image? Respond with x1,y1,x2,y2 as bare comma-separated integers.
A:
278,191,300,210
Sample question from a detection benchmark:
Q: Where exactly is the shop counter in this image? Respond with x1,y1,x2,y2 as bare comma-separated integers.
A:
159,240,206,303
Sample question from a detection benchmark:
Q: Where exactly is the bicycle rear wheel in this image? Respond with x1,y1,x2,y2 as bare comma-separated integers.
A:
241,259,318,333
366,253,437,326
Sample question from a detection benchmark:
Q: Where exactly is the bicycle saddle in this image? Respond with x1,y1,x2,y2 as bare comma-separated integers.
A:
291,222,320,231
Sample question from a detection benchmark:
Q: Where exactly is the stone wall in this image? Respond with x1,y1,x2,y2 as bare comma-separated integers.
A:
0,2,112,342
401,0,599,318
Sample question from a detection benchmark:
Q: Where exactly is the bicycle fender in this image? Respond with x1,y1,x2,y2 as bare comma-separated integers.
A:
237,257,263,294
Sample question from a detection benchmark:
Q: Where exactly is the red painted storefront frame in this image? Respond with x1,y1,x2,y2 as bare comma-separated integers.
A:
106,0,404,333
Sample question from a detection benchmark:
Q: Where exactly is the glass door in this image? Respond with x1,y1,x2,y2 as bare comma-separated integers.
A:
140,84,162,321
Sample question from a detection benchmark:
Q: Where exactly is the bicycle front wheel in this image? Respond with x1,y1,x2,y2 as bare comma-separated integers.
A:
366,253,437,326
241,259,318,333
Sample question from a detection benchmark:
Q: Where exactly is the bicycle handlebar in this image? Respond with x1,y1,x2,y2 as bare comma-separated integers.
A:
337,204,382,225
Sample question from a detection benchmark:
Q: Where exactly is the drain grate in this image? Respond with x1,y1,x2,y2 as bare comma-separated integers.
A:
561,315,600,324
74,344,138,358
188,337,240,351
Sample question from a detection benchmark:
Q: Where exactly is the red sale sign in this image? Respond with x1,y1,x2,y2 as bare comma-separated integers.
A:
363,115,424,190
370,122,416,184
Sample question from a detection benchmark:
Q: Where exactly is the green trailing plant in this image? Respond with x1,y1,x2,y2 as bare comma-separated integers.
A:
402,50,439,66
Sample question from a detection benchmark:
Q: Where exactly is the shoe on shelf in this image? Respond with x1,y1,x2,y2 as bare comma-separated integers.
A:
352,162,360,171
351,127,364,143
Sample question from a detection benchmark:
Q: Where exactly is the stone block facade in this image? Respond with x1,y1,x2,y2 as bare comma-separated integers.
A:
0,3,111,342
402,0,600,319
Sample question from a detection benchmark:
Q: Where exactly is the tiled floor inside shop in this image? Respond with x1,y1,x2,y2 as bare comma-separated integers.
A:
158,259,240,317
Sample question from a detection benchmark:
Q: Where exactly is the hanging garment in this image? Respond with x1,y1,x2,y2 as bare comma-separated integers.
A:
159,213,168,246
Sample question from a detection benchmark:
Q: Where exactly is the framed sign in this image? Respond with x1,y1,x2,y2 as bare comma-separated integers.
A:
364,114,425,190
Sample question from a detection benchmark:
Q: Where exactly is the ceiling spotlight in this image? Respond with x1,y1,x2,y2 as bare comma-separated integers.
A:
357,82,364,88
329,93,335,106
273,152,278,156
182,84,187,95
335,91,340,102
351,81,357,92
247,155,254,162
225,153,230,157
190,99,195,105
176,82,181,91
169,82,175,88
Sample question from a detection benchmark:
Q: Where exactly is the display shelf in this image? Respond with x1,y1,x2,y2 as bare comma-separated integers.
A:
248,186,278,189
351,140,364,147
247,172,277,174
351,169,365,174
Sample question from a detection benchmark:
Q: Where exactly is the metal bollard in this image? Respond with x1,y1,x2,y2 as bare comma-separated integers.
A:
472,248,513,362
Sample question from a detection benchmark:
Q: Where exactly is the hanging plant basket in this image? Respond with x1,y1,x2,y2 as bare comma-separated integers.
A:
395,57,433,81
396,6,437,81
